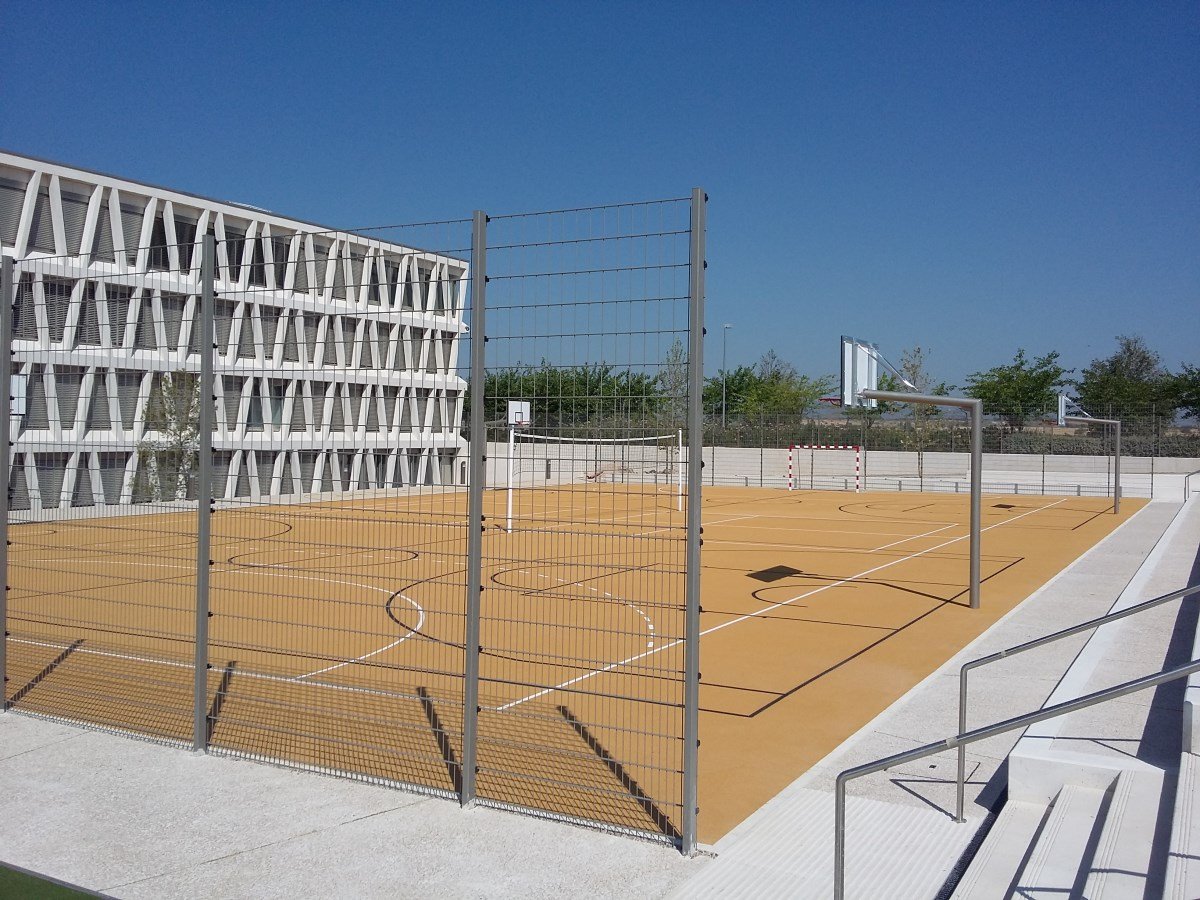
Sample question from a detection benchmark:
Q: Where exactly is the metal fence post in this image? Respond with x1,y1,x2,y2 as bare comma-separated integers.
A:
0,254,12,712
192,234,215,750
681,187,706,855
1113,420,1121,514
968,400,982,609
461,209,488,807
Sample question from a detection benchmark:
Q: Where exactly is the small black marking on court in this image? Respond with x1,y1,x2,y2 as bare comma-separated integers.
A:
748,565,804,583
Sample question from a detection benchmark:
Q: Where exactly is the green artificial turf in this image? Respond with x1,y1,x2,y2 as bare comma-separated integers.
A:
0,863,96,898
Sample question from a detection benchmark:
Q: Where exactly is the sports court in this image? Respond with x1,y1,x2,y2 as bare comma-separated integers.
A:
4,480,1141,844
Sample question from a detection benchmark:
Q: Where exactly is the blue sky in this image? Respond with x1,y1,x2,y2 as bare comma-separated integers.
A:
2,1,1196,385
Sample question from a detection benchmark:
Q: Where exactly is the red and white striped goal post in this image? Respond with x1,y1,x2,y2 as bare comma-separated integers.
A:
788,444,862,493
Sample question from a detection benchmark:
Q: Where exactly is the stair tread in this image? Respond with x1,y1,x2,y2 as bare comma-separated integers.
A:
1167,752,1200,900
1085,770,1163,898
1014,782,1110,898
952,799,1049,899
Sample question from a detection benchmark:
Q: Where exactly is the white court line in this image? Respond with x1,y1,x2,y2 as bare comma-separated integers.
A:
494,498,1067,711
10,556,425,682
7,636,441,704
524,569,657,648
702,522,956,554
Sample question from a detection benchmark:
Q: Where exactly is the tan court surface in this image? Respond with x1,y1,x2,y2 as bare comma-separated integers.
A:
4,486,1142,845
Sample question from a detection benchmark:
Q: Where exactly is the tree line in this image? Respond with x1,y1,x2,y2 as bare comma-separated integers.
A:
962,336,1198,429
474,334,1196,432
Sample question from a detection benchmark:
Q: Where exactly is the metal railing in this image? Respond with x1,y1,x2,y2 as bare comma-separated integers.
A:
955,582,1200,821
1185,468,1200,501
834,655,1200,899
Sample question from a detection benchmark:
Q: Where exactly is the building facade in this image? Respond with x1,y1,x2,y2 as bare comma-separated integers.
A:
0,150,467,512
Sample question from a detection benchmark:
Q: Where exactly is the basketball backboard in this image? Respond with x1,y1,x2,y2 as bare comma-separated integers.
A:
507,400,531,428
840,336,880,408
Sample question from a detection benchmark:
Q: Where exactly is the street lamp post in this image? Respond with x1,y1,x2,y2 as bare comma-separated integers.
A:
722,324,732,428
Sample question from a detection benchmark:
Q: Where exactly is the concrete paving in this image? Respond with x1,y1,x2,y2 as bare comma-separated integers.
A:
0,713,702,898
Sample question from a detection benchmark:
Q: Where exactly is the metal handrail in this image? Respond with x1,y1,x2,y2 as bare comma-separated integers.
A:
834,656,1200,899
1185,468,1200,502
954,582,1200,821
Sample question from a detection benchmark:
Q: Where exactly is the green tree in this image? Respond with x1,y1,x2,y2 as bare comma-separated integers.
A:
1175,364,1200,420
888,346,954,476
740,350,833,419
704,364,759,418
137,370,201,500
656,339,689,423
1075,335,1178,418
964,349,1069,430
477,362,661,429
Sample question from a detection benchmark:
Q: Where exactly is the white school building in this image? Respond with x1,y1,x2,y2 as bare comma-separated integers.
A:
0,150,467,512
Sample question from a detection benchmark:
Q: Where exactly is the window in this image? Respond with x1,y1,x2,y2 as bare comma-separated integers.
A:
174,215,198,271
148,214,170,271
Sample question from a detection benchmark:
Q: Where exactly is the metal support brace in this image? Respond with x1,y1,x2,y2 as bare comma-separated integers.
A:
193,234,215,750
0,255,13,711
861,390,983,610
1064,415,1121,513
681,187,706,854
461,210,488,807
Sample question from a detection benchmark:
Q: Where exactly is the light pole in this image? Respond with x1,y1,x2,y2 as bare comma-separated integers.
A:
721,324,732,428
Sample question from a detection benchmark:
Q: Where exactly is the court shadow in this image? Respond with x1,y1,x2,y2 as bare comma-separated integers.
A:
418,686,461,794
1143,541,1200,900
556,704,680,841
8,639,83,706
205,661,237,742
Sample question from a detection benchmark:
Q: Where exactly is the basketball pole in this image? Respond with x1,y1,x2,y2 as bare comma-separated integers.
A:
861,390,983,611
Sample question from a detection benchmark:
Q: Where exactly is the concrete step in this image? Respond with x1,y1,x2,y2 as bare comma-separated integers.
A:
951,799,1050,899
1084,769,1164,898
1012,782,1110,899
1166,752,1200,900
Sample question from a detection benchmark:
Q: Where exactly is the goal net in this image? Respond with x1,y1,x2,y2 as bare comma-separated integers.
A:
504,431,684,531
511,431,682,487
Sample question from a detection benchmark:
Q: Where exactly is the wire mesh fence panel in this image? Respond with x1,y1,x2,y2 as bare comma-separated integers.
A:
3,240,200,743
472,198,697,840
199,220,474,795
1,191,704,845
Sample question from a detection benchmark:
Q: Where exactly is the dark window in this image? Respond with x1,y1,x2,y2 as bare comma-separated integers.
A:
224,224,246,282
272,236,291,288
249,237,267,287
174,216,198,271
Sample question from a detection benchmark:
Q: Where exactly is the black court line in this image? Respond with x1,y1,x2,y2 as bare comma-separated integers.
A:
701,557,1028,719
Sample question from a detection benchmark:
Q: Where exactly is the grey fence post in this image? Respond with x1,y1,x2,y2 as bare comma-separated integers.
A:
681,187,706,855
461,210,488,807
0,254,12,711
193,234,215,750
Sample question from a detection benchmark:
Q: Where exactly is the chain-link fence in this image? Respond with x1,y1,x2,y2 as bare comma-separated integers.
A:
697,408,1198,499
0,189,706,851
707,406,1199,458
